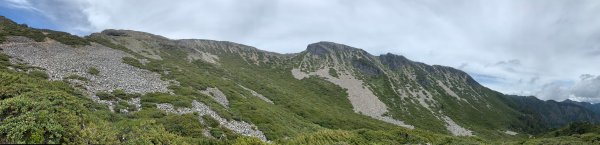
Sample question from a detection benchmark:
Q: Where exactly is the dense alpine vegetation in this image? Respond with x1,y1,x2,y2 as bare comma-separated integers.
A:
1,16,600,144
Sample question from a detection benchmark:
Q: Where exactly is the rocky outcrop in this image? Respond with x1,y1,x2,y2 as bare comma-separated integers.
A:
200,87,229,108
156,100,267,141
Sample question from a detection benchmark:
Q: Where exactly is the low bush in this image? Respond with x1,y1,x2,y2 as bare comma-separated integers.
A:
122,57,143,68
43,30,90,46
64,74,89,81
202,115,220,128
87,67,100,75
158,114,204,137
28,70,48,79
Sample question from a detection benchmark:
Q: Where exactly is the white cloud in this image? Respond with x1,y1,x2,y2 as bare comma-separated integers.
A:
4,0,600,102
2,0,40,12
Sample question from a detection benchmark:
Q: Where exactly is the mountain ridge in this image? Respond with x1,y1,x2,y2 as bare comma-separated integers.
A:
2,16,600,144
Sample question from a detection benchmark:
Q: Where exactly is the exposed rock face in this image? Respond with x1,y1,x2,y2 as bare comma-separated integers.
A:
156,100,267,141
0,36,171,95
176,39,285,65
379,53,412,70
292,68,414,129
352,59,384,76
306,41,365,57
200,87,229,108
186,50,219,64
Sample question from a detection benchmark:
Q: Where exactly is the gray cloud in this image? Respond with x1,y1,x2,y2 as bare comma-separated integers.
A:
4,0,600,102
539,75,600,103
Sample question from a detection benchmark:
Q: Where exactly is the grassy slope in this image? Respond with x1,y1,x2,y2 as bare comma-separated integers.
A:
83,34,483,144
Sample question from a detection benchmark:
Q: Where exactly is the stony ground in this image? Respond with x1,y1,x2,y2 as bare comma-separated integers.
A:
1,36,270,140
0,36,171,94
157,100,267,141
441,115,473,136
0,36,172,112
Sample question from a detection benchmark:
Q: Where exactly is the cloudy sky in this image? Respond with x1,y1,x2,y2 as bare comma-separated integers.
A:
2,0,600,103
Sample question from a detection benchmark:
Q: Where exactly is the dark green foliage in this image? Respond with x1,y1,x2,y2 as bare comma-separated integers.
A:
96,91,115,100
210,128,225,138
0,91,87,144
86,35,134,54
42,29,90,46
87,67,100,75
503,123,600,144
114,100,132,113
501,95,600,133
545,122,600,137
28,70,48,79
122,57,143,68
328,68,338,78
203,115,220,128
158,114,205,137
95,89,140,101
64,74,89,81
141,92,193,108
280,129,480,145
0,16,46,43
0,71,90,144
0,53,10,67
112,89,141,100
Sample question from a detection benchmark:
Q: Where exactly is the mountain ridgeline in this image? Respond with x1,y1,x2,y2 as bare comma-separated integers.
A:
1,16,600,144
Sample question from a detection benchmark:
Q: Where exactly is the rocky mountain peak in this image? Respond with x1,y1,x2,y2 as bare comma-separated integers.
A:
378,53,412,70
305,41,367,57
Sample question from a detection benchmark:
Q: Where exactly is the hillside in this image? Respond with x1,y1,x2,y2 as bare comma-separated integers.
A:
1,16,600,144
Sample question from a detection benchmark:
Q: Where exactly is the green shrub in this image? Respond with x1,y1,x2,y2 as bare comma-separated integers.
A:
28,70,48,79
64,74,89,81
141,93,192,108
0,17,46,42
96,89,140,101
202,115,220,128
42,30,90,46
328,68,339,78
114,101,131,113
86,36,134,54
87,67,100,75
112,89,128,99
122,57,143,68
232,136,268,145
0,91,87,144
96,91,115,100
0,53,10,67
159,114,204,137
210,128,225,138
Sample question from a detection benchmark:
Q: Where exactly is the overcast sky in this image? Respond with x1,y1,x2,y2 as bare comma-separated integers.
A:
2,0,600,103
